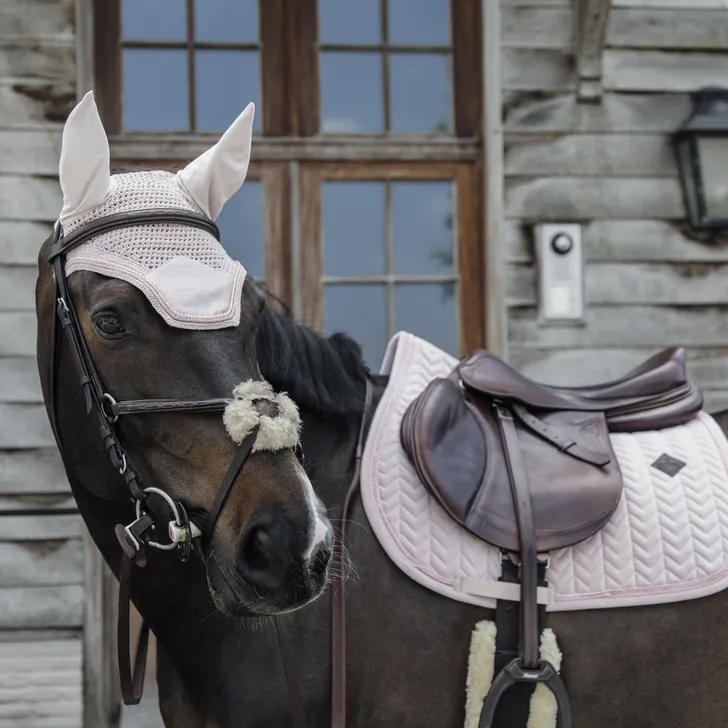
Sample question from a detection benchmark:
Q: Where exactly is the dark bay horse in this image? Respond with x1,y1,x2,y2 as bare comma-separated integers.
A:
36,92,728,728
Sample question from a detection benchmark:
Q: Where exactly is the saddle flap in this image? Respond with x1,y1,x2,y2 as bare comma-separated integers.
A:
401,371,624,553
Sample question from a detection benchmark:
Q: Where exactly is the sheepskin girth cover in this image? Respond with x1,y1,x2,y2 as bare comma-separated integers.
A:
223,380,301,453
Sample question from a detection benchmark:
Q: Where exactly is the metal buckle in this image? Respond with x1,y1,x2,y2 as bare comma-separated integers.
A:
101,392,120,423
135,487,201,552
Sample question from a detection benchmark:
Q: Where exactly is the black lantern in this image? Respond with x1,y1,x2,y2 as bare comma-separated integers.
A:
674,87,728,230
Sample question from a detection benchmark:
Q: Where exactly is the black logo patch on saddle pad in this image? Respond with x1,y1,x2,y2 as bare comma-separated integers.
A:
651,453,686,477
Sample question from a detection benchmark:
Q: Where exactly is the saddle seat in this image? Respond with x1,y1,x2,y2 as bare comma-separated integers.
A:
401,346,703,555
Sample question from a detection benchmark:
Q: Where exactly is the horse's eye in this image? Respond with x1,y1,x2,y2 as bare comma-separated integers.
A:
93,312,125,338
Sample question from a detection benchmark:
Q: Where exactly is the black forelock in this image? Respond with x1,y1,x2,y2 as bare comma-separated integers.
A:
256,294,369,420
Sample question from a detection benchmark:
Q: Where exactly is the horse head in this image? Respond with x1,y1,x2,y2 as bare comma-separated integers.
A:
35,92,333,619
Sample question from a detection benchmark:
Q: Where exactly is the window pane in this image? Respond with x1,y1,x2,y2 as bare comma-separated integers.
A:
323,182,386,276
195,50,261,132
390,53,451,133
217,181,264,279
319,0,380,44
194,0,258,42
698,137,728,219
324,285,387,369
395,283,458,355
321,52,383,133
123,49,188,131
388,0,450,45
393,181,455,275
122,0,186,41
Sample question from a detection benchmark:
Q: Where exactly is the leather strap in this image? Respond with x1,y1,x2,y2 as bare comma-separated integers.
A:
331,379,374,728
47,209,220,261
113,398,231,416
511,403,611,467
118,552,152,705
495,402,539,668
200,427,260,548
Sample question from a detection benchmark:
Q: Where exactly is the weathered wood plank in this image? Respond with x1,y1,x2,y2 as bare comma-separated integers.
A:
505,133,676,176
0,312,38,357
502,49,575,91
703,391,728,416
576,0,612,101
0,176,61,222
0,221,50,264
0,540,83,587
0,586,83,628
0,494,74,512
0,637,82,725
0,0,74,38
505,219,728,264
503,0,571,5
0,403,54,448
509,262,728,306
0,358,42,403
504,91,691,133
502,7,573,48
506,177,683,220
0,41,74,85
0,514,81,541
0,85,72,129
510,306,728,348
613,0,728,8
509,346,728,390
0,450,69,494
0,130,61,175
0,267,37,310
608,9,728,49
604,50,728,92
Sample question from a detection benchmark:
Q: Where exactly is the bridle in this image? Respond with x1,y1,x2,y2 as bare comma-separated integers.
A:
45,209,300,707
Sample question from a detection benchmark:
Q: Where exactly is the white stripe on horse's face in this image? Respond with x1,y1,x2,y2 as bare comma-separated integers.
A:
300,466,332,563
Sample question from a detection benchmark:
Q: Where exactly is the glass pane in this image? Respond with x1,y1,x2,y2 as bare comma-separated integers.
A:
195,50,261,132
392,181,455,275
122,0,186,41
390,53,451,133
318,0,380,44
323,182,386,276
324,285,388,369
320,52,383,133
395,283,458,355
388,0,451,45
195,0,258,42
217,181,264,279
123,49,188,131
698,137,728,219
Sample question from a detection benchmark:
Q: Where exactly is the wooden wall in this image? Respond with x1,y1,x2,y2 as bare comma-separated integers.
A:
502,0,728,413
0,0,85,725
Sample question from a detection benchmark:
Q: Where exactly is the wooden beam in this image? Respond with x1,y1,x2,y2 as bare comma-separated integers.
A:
109,135,480,164
482,0,507,358
576,0,612,102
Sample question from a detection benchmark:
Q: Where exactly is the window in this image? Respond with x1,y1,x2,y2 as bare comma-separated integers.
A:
95,0,484,363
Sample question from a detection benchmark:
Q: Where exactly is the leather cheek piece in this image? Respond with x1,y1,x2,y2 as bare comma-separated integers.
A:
223,379,301,453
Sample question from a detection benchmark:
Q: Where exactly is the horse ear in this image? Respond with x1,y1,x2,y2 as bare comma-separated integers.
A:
58,91,111,223
176,102,255,220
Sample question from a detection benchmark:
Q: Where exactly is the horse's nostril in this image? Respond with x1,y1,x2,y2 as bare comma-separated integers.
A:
236,522,288,592
243,527,272,573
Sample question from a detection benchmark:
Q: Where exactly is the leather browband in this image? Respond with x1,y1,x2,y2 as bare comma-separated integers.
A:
47,209,220,261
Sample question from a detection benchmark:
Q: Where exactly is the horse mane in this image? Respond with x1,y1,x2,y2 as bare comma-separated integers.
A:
256,292,370,420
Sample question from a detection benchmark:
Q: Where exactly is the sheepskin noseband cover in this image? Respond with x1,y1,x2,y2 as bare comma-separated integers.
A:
223,380,301,452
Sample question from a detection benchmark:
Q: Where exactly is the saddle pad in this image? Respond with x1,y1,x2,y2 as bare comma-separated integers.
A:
360,331,728,612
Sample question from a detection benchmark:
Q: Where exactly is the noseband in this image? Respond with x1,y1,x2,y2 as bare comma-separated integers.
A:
46,210,302,705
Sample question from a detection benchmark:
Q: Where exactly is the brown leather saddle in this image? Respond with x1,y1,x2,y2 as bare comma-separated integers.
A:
400,346,702,728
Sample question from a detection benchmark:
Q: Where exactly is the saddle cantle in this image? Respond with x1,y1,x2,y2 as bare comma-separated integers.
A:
399,346,703,728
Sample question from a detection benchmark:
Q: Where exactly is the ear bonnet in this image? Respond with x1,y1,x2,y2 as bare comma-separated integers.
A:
57,91,255,330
